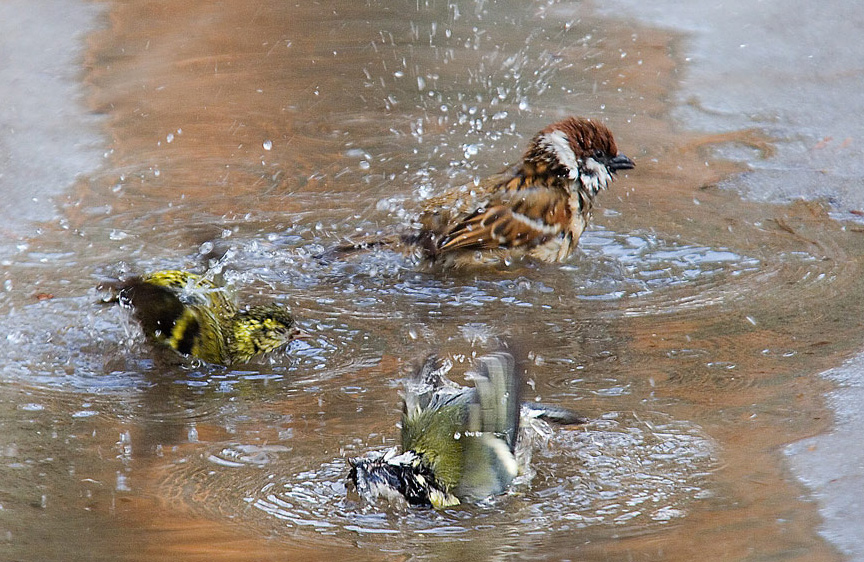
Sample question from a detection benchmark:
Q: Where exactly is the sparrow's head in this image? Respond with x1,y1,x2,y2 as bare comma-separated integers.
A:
525,116,634,194
229,303,301,361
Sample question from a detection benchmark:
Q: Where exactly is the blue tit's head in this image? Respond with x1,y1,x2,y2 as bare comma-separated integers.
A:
348,448,459,508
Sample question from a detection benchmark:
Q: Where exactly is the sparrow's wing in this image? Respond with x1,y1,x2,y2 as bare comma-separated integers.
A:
417,167,519,215
436,187,571,253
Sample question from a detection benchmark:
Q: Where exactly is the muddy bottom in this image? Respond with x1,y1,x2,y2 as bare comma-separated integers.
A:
1,1,862,560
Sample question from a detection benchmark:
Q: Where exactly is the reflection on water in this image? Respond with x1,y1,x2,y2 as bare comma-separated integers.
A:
1,0,862,561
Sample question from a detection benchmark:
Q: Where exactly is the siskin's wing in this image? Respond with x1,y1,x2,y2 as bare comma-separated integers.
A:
115,271,230,364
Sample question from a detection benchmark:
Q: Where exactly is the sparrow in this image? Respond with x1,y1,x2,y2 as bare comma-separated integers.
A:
348,352,587,508
100,270,302,365
339,116,634,267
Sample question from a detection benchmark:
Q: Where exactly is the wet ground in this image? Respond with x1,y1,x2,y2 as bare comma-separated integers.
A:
1,0,863,560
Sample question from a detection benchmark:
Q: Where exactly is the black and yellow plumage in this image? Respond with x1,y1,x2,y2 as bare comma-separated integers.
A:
103,270,301,365
349,352,587,508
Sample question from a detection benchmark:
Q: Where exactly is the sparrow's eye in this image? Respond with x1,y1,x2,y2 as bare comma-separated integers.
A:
592,149,605,161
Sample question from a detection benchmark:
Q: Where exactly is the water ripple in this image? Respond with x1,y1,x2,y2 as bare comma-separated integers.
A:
151,411,716,552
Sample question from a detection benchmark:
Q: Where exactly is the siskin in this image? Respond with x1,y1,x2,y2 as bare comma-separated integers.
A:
348,352,586,508
102,270,302,365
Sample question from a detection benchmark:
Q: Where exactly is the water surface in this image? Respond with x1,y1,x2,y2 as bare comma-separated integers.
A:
1,1,862,560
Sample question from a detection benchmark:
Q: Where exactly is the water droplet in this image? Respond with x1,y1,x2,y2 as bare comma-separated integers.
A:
166,133,174,143
462,144,479,157
263,140,273,151
116,472,131,492
359,160,370,170
19,403,44,412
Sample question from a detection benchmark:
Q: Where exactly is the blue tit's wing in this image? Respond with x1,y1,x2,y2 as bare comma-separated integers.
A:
455,352,521,500
403,354,458,413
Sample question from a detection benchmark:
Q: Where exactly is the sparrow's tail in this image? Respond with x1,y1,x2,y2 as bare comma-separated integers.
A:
318,227,438,261
329,231,403,256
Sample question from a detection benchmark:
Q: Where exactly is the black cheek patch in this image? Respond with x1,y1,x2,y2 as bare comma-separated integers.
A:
175,317,201,356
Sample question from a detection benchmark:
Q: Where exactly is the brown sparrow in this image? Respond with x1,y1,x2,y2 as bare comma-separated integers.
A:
340,116,634,267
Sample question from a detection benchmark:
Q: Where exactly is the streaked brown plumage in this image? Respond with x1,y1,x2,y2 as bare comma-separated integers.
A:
340,116,634,268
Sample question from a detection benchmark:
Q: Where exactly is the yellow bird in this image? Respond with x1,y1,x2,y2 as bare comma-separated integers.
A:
103,270,302,365
349,352,586,508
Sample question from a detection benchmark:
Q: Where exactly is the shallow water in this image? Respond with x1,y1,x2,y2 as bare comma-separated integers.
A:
1,0,863,560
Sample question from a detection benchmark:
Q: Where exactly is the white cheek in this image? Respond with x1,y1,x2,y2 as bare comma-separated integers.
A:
580,157,612,193
541,131,579,175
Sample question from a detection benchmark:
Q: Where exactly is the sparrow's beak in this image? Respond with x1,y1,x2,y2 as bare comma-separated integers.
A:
608,154,635,172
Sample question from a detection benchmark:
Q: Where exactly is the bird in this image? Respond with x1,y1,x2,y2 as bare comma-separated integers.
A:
348,352,587,508
100,270,303,365
337,116,634,268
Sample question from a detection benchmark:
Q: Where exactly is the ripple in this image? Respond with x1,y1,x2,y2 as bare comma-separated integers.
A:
151,411,716,553
208,444,291,468
220,226,792,324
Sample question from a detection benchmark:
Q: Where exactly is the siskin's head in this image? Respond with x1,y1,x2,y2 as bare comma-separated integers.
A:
229,303,300,362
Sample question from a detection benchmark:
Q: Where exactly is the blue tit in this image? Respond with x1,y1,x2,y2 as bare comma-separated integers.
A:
349,352,586,508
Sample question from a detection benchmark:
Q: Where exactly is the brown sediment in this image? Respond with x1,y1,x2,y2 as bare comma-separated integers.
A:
113,498,376,562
